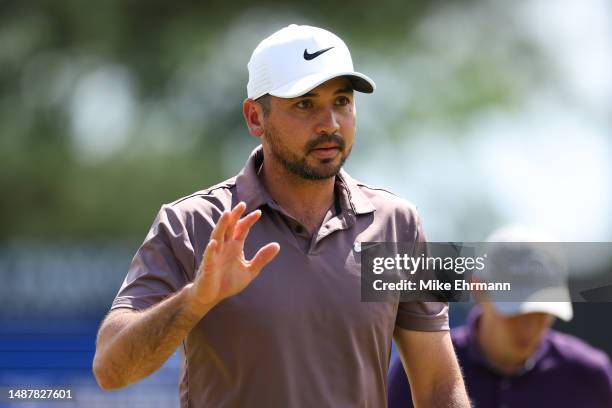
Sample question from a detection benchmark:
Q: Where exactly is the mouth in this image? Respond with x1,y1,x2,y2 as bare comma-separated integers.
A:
310,145,341,158
514,338,534,350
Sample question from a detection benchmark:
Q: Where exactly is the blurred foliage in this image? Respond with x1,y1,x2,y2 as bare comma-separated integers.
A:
1,0,547,240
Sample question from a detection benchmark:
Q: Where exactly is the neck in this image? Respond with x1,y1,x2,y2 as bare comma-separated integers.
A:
477,314,526,375
260,158,335,233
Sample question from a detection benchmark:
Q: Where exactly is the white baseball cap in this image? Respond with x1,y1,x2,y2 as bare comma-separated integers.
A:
247,24,376,100
483,225,573,322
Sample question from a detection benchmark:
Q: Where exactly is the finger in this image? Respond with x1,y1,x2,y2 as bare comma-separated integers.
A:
233,210,262,242
210,211,230,251
224,202,246,242
198,239,217,278
247,242,280,276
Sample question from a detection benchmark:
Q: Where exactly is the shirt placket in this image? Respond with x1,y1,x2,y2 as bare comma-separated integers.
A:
309,211,352,253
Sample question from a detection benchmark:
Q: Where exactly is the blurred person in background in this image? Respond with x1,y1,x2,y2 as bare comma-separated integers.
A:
92,24,470,407
388,226,612,407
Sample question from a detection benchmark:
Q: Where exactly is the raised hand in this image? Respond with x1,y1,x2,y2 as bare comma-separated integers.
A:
187,202,280,311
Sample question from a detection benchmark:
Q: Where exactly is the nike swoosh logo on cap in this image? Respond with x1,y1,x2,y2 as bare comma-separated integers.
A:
303,47,334,60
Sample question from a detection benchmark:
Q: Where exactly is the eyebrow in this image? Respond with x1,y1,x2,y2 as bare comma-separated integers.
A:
335,86,354,94
298,87,354,98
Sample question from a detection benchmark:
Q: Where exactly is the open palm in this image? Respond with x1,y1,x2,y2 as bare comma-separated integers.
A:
191,202,280,307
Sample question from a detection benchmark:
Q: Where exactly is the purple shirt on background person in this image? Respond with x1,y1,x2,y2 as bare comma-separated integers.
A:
388,306,612,408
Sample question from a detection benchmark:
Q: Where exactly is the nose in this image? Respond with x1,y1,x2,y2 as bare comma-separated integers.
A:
520,313,550,335
314,108,340,135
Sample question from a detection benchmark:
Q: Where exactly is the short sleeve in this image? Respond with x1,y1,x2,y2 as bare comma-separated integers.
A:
395,210,449,331
111,204,197,311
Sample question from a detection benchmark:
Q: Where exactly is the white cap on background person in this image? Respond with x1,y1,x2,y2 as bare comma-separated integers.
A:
482,225,573,321
247,24,375,100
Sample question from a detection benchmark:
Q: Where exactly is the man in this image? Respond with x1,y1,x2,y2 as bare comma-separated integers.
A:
93,24,470,407
388,226,612,408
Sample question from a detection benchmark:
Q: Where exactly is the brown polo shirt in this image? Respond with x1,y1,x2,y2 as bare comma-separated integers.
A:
111,146,448,408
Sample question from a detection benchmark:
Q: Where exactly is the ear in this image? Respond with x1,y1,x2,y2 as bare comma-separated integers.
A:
243,98,265,138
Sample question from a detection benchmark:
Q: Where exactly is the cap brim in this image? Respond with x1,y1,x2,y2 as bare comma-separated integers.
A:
493,286,573,321
269,71,375,98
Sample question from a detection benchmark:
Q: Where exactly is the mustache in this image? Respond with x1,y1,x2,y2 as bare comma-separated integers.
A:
305,133,346,152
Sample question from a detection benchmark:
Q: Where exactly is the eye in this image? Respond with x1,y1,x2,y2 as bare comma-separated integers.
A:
335,95,351,106
296,99,313,109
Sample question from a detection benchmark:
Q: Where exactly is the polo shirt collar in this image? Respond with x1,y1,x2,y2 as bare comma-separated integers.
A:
235,146,375,216
235,146,272,213
336,169,376,215
465,305,551,377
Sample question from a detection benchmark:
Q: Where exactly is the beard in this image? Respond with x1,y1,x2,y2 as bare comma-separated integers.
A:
264,124,351,181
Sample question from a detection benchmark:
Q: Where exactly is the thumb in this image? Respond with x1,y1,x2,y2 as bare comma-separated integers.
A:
247,243,280,277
